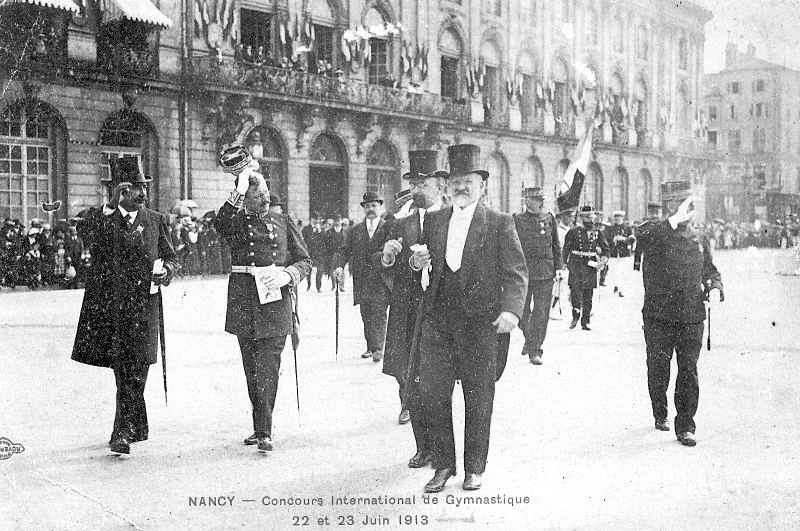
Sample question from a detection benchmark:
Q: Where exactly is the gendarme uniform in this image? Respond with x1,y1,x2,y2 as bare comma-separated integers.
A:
562,208,609,329
214,146,311,449
513,189,562,362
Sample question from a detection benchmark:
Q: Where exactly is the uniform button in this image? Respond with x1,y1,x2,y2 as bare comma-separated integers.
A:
249,242,254,246
248,224,252,228
249,232,254,236
250,262,256,266
272,252,277,256
249,252,254,256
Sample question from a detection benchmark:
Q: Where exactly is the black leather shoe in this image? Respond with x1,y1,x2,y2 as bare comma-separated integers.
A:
463,473,482,491
654,419,670,431
257,436,274,451
398,409,411,425
569,318,579,329
581,325,591,331
109,437,130,455
408,450,432,468
361,350,372,359
243,433,259,445
677,432,696,447
424,468,455,493
372,350,384,362
530,354,543,365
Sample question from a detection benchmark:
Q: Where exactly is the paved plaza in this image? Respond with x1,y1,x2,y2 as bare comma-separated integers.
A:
1,248,799,530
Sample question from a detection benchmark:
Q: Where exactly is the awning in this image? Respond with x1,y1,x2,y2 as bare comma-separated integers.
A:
4,0,81,13
101,0,173,29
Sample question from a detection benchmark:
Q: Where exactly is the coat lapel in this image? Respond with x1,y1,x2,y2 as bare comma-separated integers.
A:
458,203,487,288
428,207,452,297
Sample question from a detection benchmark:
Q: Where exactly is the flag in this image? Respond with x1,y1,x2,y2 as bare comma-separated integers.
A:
557,125,593,212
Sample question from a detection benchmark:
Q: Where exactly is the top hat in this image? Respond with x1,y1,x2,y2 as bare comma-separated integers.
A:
646,201,662,211
660,180,692,202
269,193,283,206
110,156,150,185
523,187,545,199
447,144,489,180
360,191,384,206
219,145,257,174
403,150,448,180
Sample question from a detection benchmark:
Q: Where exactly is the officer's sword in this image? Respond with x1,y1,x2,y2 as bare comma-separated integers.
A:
290,289,301,412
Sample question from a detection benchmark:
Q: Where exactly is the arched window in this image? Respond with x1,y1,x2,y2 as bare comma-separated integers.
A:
0,99,66,224
611,166,629,212
439,28,463,100
583,162,603,211
613,15,624,53
552,58,570,137
522,156,545,189
365,7,389,85
636,25,648,60
484,152,508,211
366,139,400,210
481,39,503,126
518,51,536,129
99,109,159,208
309,133,348,219
633,78,648,134
309,0,338,73
246,127,287,204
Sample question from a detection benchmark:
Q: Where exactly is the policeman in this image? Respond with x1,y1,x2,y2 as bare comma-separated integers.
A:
604,210,635,297
513,187,562,364
214,146,312,452
636,181,723,447
633,201,662,274
562,206,609,330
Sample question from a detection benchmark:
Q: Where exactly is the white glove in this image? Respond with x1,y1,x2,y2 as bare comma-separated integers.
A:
668,196,697,229
234,168,260,195
382,238,403,265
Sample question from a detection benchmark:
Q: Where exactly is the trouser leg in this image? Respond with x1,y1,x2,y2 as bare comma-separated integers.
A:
359,303,373,352
527,279,554,353
419,318,457,472
569,287,582,320
237,335,286,437
520,284,535,348
674,323,703,434
360,299,388,353
458,321,497,474
581,289,594,325
643,318,674,423
315,263,324,290
112,361,149,440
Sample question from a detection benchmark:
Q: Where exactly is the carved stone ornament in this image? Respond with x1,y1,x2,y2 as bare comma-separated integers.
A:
353,113,379,157
199,92,255,154
295,105,317,151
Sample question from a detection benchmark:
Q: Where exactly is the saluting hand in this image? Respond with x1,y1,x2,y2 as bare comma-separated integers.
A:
492,312,519,334
107,182,132,209
669,195,697,229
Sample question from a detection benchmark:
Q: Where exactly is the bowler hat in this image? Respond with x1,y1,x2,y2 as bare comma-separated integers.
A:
523,187,545,199
110,156,150,185
360,191,384,206
219,145,257,174
646,201,662,212
269,193,283,206
403,150,448,180
660,180,692,202
447,144,489,180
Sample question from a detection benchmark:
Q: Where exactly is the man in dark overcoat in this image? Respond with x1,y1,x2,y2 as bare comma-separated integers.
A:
334,191,390,362
214,146,311,452
633,201,663,275
378,150,446,467
71,156,178,455
636,182,723,446
410,144,527,493
513,187,562,365
562,205,610,330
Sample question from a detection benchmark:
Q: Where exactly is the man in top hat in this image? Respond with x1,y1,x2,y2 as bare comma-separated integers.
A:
604,210,635,297
633,201,663,274
301,214,323,291
562,205,610,330
377,150,446,467
214,145,311,452
636,181,723,446
409,144,527,492
513,187,562,365
334,191,390,362
71,155,178,455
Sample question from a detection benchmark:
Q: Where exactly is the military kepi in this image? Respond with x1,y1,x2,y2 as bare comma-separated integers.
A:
447,144,489,180
110,155,150,185
403,150,448,180
360,191,384,206
660,180,692,202
523,187,545,199
219,145,256,174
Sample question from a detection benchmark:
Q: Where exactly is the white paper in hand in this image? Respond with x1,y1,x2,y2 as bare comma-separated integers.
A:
254,264,283,304
410,243,431,291
150,259,164,294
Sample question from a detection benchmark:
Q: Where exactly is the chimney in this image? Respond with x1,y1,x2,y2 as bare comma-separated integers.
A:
747,43,756,57
725,42,738,68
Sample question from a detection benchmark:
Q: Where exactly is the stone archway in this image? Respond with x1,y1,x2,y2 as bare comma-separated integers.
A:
308,132,348,218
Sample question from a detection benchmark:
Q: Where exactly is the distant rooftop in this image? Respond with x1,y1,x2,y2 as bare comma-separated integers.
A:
714,43,799,74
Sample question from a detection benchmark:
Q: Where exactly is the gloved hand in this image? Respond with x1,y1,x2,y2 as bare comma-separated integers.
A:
334,267,345,285
234,167,261,195
668,196,697,229
492,312,519,334
382,237,403,265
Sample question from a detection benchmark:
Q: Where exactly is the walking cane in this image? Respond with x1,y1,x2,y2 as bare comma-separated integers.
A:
334,275,340,362
706,304,711,351
290,289,301,412
158,290,168,405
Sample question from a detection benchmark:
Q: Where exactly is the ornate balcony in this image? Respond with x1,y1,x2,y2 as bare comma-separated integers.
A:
187,56,469,124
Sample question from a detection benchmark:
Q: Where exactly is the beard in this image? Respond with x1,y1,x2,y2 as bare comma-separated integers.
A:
451,192,475,208
412,193,431,208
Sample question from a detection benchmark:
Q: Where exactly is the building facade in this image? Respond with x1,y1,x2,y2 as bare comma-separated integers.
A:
1,0,714,226
704,43,800,221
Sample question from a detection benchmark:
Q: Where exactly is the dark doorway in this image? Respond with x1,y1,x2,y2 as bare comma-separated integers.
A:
309,166,345,219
